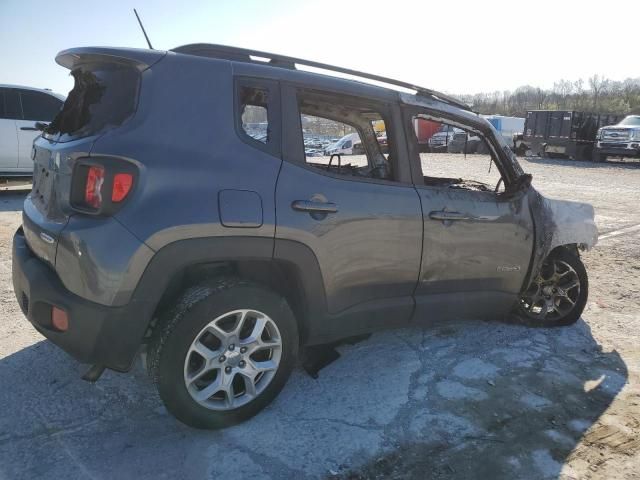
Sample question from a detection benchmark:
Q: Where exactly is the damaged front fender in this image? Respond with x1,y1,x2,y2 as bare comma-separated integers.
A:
524,189,598,293
544,197,598,251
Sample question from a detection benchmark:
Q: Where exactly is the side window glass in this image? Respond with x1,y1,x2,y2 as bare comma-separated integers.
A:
413,115,505,193
1,89,22,120
20,90,62,121
239,86,269,144
298,93,397,182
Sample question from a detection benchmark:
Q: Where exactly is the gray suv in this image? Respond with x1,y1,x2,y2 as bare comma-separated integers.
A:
12,44,598,429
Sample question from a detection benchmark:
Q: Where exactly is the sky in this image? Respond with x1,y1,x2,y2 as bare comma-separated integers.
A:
1,0,639,97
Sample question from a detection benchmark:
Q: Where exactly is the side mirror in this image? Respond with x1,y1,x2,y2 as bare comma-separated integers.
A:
35,122,48,132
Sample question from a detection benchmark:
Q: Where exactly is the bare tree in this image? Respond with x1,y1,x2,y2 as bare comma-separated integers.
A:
588,74,609,110
452,75,639,116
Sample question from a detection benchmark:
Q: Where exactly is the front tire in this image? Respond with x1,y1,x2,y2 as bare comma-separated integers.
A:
517,248,588,327
147,279,298,429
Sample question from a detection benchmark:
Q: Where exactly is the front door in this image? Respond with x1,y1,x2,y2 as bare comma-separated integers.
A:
409,114,534,322
275,86,423,342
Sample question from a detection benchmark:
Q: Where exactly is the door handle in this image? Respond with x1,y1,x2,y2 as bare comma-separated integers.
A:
20,126,39,131
429,211,470,221
429,210,498,222
292,200,338,214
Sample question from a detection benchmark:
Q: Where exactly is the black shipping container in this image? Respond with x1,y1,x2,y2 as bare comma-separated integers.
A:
523,110,623,160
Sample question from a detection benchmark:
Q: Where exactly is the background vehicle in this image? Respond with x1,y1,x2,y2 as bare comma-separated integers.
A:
483,115,525,146
428,124,462,151
522,110,622,161
0,85,64,175
447,116,524,154
324,132,363,155
593,115,640,162
446,131,482,154
12,44,597,429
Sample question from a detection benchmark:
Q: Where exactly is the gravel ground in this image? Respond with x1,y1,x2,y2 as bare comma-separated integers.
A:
0,156,639,480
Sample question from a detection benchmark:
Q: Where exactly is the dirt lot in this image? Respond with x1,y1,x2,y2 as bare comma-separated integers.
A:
0,156,639,480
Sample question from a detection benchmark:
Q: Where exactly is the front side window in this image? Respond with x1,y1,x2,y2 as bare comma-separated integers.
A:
413,115,505,193
19,90,63,121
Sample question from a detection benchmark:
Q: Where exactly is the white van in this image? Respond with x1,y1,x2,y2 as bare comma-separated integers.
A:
324,132,362,155
0,85,64,175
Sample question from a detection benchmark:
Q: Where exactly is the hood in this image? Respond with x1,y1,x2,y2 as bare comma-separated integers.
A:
543,196,598,251
601,125,637,131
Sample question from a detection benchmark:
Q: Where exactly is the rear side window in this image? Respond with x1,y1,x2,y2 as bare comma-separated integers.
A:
47,64,140,141
240,87,269,143
235,78,280,157
19,90,63,121
0,88,22,120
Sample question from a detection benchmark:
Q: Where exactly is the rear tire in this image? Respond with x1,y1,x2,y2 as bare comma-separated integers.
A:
517,248,588,327
147,278,298,429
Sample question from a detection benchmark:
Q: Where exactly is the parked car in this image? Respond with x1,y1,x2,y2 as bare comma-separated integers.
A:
428,124,462,151
522,110,622,161
593,115,640,162
0,85,64,175
12,44,598,429
446,131,482,154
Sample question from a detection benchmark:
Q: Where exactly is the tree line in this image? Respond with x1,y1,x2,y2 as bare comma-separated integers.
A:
455,76,640,118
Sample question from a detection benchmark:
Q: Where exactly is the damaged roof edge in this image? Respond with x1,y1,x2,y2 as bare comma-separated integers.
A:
55,47,167,72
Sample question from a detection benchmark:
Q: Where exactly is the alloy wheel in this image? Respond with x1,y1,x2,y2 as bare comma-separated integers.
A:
520,258,581,322
183,309,282,410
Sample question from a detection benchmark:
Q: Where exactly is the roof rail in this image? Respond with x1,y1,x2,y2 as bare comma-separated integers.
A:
170,43,472,112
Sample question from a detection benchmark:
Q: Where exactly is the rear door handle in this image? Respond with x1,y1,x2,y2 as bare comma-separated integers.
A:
292,200,338,214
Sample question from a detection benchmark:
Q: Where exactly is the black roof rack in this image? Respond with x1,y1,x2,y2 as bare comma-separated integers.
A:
171,43,472,112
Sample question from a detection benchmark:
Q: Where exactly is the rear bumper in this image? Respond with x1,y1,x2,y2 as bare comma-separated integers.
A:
12,228,149,372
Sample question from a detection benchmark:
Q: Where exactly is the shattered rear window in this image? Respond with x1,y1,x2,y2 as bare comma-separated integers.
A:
46,64,140,141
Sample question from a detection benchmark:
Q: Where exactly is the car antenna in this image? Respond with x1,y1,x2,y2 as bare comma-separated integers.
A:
133,8,154,50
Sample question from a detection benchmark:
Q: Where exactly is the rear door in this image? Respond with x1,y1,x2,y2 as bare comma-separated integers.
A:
16,89,63,170
0,88,20,169
275,85,422,340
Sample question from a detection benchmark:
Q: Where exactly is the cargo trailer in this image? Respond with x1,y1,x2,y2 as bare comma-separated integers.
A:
522,110,623,161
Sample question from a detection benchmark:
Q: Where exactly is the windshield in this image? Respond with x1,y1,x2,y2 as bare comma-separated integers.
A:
619,116,640,126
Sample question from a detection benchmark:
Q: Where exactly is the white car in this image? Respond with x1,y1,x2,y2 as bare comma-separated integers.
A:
0,85,64,175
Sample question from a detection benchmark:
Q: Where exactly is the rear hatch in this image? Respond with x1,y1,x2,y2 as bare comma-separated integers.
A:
23,48,159,267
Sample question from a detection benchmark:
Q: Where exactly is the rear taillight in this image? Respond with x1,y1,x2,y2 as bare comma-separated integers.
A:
71,158,137,214
112,173,133,202
85,166,105,208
